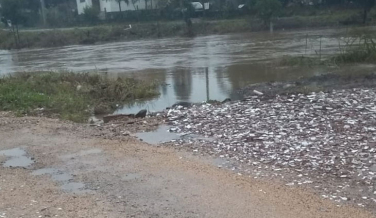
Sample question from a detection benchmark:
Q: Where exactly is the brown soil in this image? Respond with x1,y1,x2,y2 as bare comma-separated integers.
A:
0,112,374,218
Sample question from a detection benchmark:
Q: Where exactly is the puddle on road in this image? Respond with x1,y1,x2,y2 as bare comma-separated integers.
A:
0,148,34,168
135,125,180,145
0,148,26,156
3,156,34,168
32,168,59,175
60,182,87,193
52,173,73,182
34,149,103,193
32,167,88,193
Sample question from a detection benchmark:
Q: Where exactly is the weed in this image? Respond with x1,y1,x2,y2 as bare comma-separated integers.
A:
334,32,376,63
0,72,159,122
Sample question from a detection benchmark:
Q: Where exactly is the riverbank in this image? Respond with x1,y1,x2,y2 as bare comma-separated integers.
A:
0,72,158,122
161,73,376,212
2,70,376,215
1,11,374,50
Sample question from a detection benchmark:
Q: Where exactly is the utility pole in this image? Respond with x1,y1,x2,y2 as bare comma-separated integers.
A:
205,67,210,102
40,0,46,26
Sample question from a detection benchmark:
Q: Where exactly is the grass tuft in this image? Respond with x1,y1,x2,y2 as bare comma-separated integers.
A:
0,72,159,122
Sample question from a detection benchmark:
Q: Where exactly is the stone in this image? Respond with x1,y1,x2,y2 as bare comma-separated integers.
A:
135,109,147,118
222,98,231,103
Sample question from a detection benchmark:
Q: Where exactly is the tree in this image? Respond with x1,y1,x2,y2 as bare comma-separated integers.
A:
360,0,376,24
0,0,26,46
83,6,99,24
254,0,282,32
115,0,130,12
278,0,291,7
45,0,75,8
0,0,24,25
131,0,139,10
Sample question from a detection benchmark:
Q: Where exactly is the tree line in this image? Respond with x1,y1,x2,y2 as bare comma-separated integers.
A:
0,0,375,28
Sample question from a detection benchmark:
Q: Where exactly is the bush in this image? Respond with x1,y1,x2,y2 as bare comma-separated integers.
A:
46,5,79,27
334,36,376,63
254,0,282,24
83,6,99,24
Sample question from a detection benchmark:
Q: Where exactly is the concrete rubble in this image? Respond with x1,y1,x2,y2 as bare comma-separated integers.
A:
164,88,376,209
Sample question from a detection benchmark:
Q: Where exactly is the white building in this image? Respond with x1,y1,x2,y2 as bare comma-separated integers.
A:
76,0,158,15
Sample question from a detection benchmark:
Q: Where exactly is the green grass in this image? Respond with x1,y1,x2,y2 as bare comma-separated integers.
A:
0,72,159,122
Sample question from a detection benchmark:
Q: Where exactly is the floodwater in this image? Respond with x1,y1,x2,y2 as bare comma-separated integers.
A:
0,28,375,113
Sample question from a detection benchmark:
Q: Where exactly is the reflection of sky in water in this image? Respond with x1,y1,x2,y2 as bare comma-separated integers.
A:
0,50,14,75
115,67,234,114
1,29,375,113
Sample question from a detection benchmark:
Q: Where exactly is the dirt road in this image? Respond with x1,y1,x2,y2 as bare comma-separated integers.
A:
0,113,374,218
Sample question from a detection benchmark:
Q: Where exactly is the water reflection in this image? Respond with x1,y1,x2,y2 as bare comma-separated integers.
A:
0,50,15,75
114,64,328,114
172,68,193,101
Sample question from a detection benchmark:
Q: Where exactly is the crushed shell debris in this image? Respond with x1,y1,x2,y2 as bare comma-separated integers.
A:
163,88,376,209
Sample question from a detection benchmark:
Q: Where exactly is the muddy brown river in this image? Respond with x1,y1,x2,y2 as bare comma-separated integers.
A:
0,28,375,113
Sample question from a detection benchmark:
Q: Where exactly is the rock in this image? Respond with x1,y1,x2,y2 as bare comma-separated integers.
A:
172,102,192,108
222,98,231,103
135,109,147,118
103,114,134,123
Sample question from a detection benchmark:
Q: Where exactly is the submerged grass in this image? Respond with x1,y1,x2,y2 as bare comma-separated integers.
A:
0,72,159,122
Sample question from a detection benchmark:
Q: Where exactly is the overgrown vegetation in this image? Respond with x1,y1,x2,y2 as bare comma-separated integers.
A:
254,0,282,31
0,72,159,122
280,28,376,66
334,32,376,63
